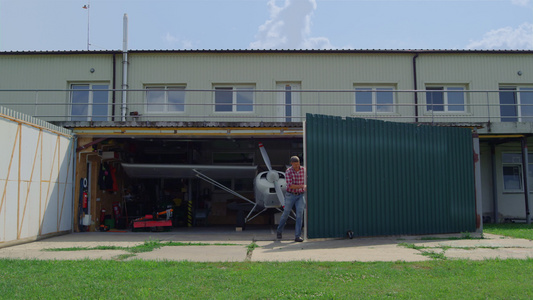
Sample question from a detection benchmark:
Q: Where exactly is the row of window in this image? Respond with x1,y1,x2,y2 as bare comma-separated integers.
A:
70,84,255,120
147,86,255,113
147,85,466,114
70,83,532,121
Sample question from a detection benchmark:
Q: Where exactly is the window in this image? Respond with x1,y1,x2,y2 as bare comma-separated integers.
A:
499,86,533,122
425,86,465,112
502,153,533,192
354,86,394,113
146,86,185,113
285,85,292,121
214,86,254,112
70,84,109,121
276,82,301,122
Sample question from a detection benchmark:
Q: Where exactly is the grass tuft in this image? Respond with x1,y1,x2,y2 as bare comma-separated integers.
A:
420,232,483,241
421,250,447,260
398,243,425,250
42,239,242,254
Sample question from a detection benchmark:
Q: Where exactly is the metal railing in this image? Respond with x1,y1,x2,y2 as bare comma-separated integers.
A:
0,89,530,124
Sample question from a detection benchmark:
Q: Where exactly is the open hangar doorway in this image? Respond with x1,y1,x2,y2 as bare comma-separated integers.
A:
75,136,303,232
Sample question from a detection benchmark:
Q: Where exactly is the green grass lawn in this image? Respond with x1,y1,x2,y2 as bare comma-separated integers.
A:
484,223,533,240
1,224,533,299
1,259,533,299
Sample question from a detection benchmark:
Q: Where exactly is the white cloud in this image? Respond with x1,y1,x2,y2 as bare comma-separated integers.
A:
165,33,193,50
466,23,533,50
250,0,334,50
511,0,530,6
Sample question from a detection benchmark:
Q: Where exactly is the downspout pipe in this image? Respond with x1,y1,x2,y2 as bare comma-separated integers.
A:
121,13,129,121
491,143,499,223
412,53,419,123
473,131,483,232
521,137,531,224
112,53,116,121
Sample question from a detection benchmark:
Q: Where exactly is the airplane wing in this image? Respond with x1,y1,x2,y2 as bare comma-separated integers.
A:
121,163,257,179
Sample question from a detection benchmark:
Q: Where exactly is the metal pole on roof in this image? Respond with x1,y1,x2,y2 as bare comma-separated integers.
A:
121,13,129,121
83,1,90,50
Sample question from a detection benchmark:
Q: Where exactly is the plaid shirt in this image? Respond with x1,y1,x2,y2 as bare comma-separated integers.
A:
285,166,305,194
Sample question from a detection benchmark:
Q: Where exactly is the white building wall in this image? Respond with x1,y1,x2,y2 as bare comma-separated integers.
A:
0,53,116,121
1,50,533,125
125,52,416,122
415,53,533,123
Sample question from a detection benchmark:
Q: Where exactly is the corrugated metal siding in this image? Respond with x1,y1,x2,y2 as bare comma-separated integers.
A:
306,114,476,238
0,53,115,121
126,52,415,122
415,53,533,123
3,51,533,123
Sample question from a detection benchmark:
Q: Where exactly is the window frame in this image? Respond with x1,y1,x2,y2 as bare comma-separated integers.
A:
424,85,467,113
501,152,533,193
213,85,255,113
354,85,395,114
145,85,186,114
69,83,110,121
499,86,533,122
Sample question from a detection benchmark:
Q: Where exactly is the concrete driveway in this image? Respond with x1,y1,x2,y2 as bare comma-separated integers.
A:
1,226,532,262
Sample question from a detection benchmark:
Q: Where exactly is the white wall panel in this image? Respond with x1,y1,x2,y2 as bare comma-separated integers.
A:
40,183,59,236
3,181,19,242
0,107,73,247
25,181,41,237
0,119,20,181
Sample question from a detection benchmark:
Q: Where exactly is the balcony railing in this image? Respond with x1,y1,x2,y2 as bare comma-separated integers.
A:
0,89,530,125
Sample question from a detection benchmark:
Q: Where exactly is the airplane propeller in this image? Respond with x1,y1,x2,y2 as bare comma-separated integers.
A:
259,142,285,207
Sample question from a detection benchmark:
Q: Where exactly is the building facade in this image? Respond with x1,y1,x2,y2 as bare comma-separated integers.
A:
1,49,532,231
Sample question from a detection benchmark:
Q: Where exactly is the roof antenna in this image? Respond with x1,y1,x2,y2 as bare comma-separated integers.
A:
82,0,91,50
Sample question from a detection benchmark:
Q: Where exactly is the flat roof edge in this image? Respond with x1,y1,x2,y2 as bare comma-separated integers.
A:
53,121,304,128
3,49,533,55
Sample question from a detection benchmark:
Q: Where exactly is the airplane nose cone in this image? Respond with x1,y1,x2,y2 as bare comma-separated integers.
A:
266,171,279,183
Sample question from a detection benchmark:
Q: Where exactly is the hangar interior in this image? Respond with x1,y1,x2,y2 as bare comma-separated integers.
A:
75,137,303,232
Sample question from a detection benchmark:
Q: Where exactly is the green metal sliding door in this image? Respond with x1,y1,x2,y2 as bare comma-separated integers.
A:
306,114,476,238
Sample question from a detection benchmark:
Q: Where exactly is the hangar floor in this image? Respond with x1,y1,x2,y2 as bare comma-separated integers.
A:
86,224,295,242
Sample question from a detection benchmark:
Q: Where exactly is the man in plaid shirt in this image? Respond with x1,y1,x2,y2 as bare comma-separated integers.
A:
277,156,306,242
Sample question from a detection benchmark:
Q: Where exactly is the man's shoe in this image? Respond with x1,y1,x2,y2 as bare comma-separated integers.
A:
277,232,282,239
294,237,304,242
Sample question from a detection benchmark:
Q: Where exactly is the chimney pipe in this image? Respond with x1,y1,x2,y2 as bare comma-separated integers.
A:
121,13,129,121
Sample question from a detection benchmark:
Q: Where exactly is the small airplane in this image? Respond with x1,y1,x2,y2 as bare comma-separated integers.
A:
250,142,287,220
121,142,290,224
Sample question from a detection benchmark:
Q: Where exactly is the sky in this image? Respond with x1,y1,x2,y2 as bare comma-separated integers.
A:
1,0,532,52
